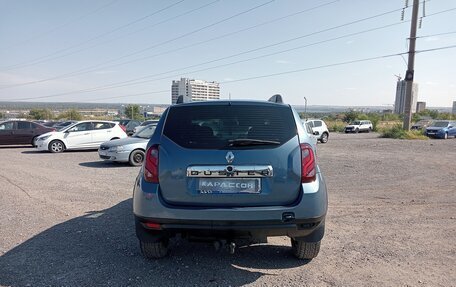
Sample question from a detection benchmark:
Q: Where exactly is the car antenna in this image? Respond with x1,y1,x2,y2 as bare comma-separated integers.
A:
176,95,184,104
268,94,283,104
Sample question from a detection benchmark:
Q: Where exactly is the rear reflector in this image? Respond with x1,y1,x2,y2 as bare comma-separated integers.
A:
144,145,159,183
144,222,161,229
300,143,316,183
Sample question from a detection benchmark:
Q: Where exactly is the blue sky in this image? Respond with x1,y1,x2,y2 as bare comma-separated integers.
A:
0,0,455,107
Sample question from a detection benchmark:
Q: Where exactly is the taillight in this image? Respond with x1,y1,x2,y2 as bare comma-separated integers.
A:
300,143,316,183
144,145,159,183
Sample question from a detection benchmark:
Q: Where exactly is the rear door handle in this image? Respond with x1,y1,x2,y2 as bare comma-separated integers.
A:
84,133,90,135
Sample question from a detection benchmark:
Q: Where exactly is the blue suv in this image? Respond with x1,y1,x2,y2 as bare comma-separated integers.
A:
133,96,328,259
425,120,456,139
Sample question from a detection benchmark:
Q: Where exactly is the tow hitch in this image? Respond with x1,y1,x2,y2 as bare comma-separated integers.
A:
213,240,236,254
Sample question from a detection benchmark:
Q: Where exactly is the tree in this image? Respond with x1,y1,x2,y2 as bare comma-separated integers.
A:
58,109,83,121
343,110,360,123
28,108,54,120
124,104,142,120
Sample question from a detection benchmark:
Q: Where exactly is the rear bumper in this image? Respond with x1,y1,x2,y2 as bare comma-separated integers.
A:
98,150,130,162
133,169,328,241
135,216,325,242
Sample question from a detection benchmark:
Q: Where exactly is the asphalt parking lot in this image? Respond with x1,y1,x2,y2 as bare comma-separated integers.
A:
0,133,455,287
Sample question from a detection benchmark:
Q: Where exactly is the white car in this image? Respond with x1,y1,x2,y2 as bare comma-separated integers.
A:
132,120,159,134
344,120,373,133
35,120,127,153
302,119,330,143
98,124,157,166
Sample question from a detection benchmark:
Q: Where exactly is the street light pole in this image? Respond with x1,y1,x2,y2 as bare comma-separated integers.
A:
303,97,308,120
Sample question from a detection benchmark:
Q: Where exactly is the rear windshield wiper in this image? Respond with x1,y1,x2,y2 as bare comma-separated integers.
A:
227,138,280,147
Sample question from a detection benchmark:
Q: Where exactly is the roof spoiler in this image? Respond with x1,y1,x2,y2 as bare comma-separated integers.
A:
268,94,283,104
176,95,184,104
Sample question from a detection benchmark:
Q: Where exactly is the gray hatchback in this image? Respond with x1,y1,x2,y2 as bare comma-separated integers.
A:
133,96,328,260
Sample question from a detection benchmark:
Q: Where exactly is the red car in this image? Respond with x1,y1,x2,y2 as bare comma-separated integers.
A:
0,120,55,146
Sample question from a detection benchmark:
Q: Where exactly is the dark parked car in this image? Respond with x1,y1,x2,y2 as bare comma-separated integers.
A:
53,120,78,130
411,119,432,130
133,96,328,260
0,120,55,146
116,120,141,136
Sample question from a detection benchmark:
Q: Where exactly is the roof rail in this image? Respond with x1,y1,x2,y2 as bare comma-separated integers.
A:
176,95,184,104
268,94,283,104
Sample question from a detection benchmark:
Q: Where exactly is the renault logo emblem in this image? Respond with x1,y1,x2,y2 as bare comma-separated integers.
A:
226,151,234,164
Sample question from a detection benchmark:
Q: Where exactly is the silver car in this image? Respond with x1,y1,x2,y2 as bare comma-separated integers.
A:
98,124,157,166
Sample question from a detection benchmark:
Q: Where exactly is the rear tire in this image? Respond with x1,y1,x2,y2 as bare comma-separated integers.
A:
291,239,321,260
129,149,145,166
48,140,65,153
140,240,169,259
31,136,38,147
320,132,329,143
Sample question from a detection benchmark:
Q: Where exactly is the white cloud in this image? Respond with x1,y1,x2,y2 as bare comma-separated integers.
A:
275,60,290,64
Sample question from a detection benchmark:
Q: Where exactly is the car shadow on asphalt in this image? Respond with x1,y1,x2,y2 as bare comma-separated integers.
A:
0,199,307,286
0,145,33,149
21,150,98,154
79,161,133,168
21,150,46,154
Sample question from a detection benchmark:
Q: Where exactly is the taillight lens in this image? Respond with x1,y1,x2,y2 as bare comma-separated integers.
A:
300,143,316,183
144,145,159,183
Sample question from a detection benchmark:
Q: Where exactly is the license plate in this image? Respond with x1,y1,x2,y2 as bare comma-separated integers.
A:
198,178,261,194
99,151,107,156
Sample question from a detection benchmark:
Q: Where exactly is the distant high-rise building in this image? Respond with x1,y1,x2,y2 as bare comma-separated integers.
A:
394,80,418,114
452,101,456,114
416,101,426,113
171,78,220,104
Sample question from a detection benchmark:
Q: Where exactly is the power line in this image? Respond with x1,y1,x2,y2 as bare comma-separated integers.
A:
0,0,222,74
0,0,340,89
57,4,455,94
0,6,417,99
0,21,412,101
0,0,339,89
0,0,187,70
1,0,273,73
5,4,455,101
220,45,456,84
417,30,456,38
30,44,456,103
10,44,456,103
1,0,119,49
63,21,410,94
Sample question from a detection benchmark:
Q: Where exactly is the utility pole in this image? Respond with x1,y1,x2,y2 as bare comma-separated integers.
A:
403,0,419,130
303,97,308,120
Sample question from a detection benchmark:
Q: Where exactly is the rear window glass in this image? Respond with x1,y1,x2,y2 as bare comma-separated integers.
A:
163,105,297,149
93,122,113,130
313,121,322,127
